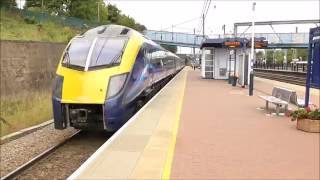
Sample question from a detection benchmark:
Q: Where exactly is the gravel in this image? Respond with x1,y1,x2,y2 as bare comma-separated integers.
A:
0,124,77,177
15,131,110,179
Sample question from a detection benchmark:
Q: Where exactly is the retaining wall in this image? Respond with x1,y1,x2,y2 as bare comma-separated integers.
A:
0,40,66,96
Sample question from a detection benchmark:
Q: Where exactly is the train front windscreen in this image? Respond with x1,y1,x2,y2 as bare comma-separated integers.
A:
62,37,127,70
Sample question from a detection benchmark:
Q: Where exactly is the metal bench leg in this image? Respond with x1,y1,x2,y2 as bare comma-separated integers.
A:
276,105,280,115
266,101,269,110
284,104,288,113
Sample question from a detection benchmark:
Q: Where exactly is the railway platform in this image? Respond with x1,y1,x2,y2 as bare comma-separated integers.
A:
69,67,319,179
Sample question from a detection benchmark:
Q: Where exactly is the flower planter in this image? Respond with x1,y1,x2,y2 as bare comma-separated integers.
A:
296,119,320,133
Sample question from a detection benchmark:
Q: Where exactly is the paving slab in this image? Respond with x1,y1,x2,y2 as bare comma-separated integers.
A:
69,68,188,179
171,69,320,179
255,77,319,106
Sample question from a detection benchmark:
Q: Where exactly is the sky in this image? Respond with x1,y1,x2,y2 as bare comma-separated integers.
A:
16,0,320,53
107,0,319,53
108,0,319,35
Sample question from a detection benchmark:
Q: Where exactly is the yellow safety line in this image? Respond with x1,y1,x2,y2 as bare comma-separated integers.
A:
162,69,188,180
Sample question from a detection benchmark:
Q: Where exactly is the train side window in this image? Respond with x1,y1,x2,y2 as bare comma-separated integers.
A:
143,47,149,65
149,48,163,68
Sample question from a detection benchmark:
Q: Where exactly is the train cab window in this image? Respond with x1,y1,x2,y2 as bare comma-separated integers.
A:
89,37,127,68
62,38,92,68
62,37,127,70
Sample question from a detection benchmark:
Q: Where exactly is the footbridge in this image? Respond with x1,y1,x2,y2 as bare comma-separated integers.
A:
144,19,319,49
144,30,309,49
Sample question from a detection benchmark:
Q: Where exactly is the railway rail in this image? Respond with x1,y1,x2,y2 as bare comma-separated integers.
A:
254,68,307,87
1,131,110,180
0,131,81,180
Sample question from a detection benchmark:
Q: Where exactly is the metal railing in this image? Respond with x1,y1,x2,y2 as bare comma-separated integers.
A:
145,30,309,48
144,30,205,46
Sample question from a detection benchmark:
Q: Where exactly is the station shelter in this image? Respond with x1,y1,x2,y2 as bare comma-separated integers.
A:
200,37,268,87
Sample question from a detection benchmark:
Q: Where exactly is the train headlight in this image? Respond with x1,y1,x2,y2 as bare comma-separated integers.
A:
106,73,128,99
52,75,64,99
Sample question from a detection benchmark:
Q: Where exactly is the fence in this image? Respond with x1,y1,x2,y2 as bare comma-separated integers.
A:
253,62,308,72
1,7,102,29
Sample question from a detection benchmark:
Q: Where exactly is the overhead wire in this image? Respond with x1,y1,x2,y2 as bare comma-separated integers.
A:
196,0,210,35
204,0,212,19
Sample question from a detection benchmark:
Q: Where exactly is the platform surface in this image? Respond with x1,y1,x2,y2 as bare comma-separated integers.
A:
69,68,188,179
171,69,319,179
69,67,319,179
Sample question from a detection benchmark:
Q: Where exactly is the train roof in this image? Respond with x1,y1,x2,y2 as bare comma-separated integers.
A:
77,24,181,59
81,24,140,39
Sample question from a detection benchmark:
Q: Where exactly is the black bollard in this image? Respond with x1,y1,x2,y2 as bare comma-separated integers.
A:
249,72,254,96
232,76,237,86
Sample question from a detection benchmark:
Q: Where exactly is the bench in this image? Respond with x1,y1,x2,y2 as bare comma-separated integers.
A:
259,87,296,115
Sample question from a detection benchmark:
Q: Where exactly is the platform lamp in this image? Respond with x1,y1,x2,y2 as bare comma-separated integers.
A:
249,2,256,96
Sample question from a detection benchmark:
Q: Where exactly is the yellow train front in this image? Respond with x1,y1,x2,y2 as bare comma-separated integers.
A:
52,25,184,131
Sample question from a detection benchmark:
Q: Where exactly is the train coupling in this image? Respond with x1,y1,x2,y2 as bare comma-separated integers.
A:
70,109,88,123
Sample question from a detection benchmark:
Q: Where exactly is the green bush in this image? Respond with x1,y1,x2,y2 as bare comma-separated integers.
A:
24,16,37,24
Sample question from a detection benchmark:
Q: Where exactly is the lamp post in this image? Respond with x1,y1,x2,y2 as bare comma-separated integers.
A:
249,2,256,96
97,1,100,23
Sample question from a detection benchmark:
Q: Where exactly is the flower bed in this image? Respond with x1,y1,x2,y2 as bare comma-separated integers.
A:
290,106,320,133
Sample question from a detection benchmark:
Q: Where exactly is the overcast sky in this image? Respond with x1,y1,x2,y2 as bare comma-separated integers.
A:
108,0,319,35
16,0,320,53
16,0,319,34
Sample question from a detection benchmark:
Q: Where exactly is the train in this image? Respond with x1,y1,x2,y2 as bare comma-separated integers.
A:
52,24,185,131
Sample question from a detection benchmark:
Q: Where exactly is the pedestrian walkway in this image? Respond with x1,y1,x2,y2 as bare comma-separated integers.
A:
69,67,319,180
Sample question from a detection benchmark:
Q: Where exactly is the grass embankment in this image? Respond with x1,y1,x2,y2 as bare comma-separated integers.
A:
0,91,52,137
0,9,77,136
0,9,79,42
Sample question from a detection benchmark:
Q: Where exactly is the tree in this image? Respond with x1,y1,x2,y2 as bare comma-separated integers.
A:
25,0,42,8
47,0,68,15
107,4,146,32
119,15,136,29
274,50,284,64
161,44,177,53
25,0,68,15
135,23,147,32
99,3,109,23
107,4,120,23
265,50,274,64
68,0,104,21
256,51,264,62
296,48,308,61
286,48,308,62
287,49,294,63
0,0,17,8
23,0,147,31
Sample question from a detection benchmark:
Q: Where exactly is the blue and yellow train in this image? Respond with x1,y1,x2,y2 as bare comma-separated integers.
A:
52,25,184,131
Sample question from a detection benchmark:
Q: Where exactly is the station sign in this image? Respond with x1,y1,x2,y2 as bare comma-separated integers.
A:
247,40,268,48
224,41,241,48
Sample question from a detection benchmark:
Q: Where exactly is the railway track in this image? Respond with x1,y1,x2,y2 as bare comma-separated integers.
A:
1,130,110,180
254,69,306,86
